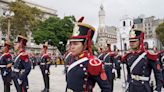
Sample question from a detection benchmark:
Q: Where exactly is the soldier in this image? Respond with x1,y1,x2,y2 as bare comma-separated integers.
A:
103,43,117,92
0,40,12,92
158,50,164,88
114,49,122,79
153,47,158,53
40,42,51,92
122,29,163,92
65,17,111,92
97,48,104,60
12,35,31,92
30,53,36,69
63,43,72,74
53,53,58,67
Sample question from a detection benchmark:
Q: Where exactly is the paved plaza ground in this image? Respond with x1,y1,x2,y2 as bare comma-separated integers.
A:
0,65,164,92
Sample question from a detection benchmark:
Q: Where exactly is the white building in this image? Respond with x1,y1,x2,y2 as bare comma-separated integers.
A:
0,0,57,18
0,0,58,54
117,15,164,51
25,0,57,19
118,15,133,51
134,16,164,50
96,4,118,51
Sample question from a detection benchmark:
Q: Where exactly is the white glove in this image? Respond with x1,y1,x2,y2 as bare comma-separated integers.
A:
153,90,158,92
112,69,116,73
125,82,129,90
17,79,22,85
3,71,8,76
45,70,48,74
122,82,129,90
122,82,126,88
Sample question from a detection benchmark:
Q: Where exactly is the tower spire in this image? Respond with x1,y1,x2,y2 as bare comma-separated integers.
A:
98,2,105,27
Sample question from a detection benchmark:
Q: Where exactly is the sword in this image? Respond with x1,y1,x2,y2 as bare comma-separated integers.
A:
122,64,129,92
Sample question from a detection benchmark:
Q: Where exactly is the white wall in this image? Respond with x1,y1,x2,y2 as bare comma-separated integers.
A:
118,15,133,51
144,38,159,49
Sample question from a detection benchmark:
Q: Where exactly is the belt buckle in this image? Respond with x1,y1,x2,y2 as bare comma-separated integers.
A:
134,75,140,81
67,88,73,92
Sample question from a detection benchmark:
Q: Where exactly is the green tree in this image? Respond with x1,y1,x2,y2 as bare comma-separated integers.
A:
33,16,76,53
155,22,164,45
0,0,42,39
92,43,98,55
0,16,7,34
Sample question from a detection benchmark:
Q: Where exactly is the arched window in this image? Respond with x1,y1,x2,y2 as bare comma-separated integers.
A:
144,42,149,50
123,21,126,27
113,45,117,51
124,43,127,51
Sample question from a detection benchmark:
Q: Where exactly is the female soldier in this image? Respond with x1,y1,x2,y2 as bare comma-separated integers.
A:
65,17,111,92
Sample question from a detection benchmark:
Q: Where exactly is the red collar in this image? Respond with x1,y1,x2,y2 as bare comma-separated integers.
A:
131,49,144,55
19,50,25,54
77,51,89,59
4,50,9,53
106,49,111,53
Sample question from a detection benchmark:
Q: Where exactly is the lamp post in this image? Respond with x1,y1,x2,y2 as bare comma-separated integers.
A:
3,10,14,40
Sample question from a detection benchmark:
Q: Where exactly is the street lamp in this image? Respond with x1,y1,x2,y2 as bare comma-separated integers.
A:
3,10,15,40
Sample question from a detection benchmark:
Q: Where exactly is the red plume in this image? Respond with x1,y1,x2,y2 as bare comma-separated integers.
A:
140,32,145,51
87,29,93,55
78,16,84,22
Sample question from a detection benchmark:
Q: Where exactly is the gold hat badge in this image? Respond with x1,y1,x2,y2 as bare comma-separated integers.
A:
72,23,80,36
130,30,136,38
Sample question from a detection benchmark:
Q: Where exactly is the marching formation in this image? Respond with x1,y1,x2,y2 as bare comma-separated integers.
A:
0,17,164,92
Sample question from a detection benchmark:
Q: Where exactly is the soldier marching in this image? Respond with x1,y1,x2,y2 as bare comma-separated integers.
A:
64,17,111,92
102,43,118,92
114,49,122,79
0,19,163,92
122,28,163,92
0,40,12,92
158,50,164,88
39,42,51,92
12,35,31,92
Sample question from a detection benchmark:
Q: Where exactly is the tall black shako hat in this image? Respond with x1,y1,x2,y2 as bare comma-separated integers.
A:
129,25,144,50
69,17,95,54
16,35,28,46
